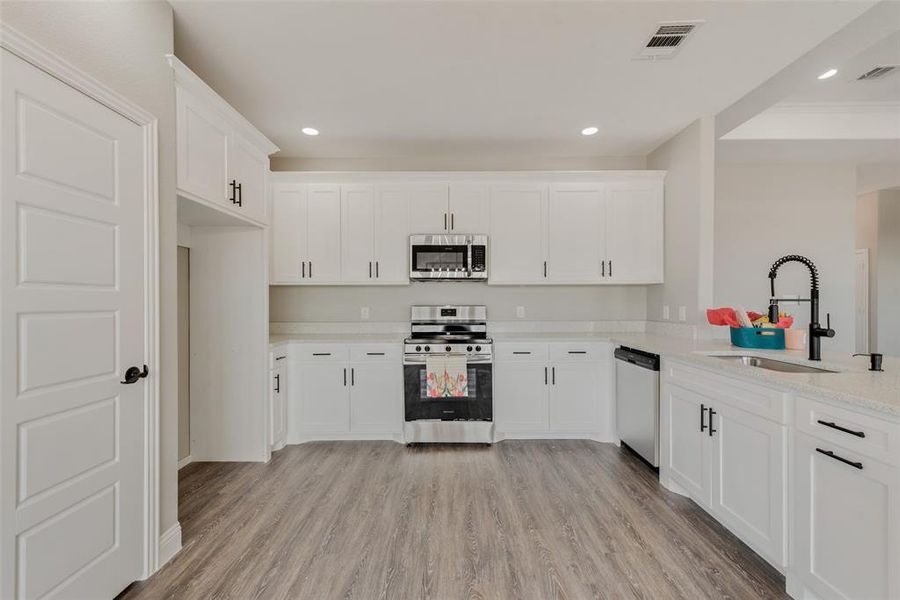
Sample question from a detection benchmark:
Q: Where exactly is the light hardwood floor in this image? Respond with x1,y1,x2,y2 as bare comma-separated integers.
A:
120,441,787,599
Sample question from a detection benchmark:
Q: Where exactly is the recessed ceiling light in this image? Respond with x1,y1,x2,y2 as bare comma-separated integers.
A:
301,127,319,136
817,69,838,80
581,126,599,136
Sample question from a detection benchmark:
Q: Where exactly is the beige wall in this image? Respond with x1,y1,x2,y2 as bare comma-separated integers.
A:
2,1,180,535
856,191,880,351
270,155,646,172
645,117,716,324
715,163,857,353
271,284,647,323
177,247,190,461
876,191,900,357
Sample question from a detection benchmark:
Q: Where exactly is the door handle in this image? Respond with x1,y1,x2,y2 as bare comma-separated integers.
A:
229,179,237,204
544,366,548,385
274,373,281,393
543,261,547,278
351,368,355,386
121,364,149,384
369,261,372,278
700,404,707,432
301,261,306,278
552,366,556,385
451,213,455,230
236,182,243,207
608,260,612,277
376,261,379,278
343,368,347,386
602,260,606,277
444,213,448,231
708,407,716,436
309,261,312,279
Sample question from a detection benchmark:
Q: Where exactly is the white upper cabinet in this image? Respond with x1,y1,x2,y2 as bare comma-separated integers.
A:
269,172,664,286
546,183,606,283
449,183,490,233
408,183,450,233
341,185,376,283
171,56,278,226
489,184,547,284
306,185,342,283
605,182,664,283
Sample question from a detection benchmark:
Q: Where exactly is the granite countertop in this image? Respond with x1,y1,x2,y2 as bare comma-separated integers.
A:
270,330,899,417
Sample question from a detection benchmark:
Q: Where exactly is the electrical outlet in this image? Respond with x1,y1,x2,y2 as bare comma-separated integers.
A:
516,306,526,319
360,306,370,320
678,306,687,322
662,305,670,320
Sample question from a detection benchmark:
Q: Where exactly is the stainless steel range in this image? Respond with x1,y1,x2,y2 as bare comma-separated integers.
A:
403,305,493,444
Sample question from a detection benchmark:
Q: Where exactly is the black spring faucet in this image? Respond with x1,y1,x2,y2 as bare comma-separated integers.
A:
767,255,835,361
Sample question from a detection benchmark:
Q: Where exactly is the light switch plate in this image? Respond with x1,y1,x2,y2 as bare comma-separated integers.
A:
678,306,687,322
516,306,526,319
361,307,370,320
662,305,670,320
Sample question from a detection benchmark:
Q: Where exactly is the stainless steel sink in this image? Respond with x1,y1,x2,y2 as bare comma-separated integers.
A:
708,354,838,374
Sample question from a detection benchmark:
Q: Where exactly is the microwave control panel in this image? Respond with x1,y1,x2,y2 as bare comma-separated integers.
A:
471,245,487,272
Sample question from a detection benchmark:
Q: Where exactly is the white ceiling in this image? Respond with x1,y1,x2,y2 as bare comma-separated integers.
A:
171,1,874,160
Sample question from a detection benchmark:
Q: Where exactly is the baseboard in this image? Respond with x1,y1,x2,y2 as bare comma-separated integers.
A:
158,522,182,567
177,455,193,470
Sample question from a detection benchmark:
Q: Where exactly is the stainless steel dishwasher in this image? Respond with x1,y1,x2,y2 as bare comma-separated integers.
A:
615,346,661,468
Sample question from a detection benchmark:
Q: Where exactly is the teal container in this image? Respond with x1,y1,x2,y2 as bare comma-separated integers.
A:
730,327,785,350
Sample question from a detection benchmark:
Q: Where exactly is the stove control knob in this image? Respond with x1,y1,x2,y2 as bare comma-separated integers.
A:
424,346,430,352
415,345,421,352
475,345,482,352
467,346,473,352
445,345,452,352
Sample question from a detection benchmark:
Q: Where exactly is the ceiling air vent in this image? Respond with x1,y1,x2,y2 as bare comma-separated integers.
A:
857,66,897,80
636,21,704,60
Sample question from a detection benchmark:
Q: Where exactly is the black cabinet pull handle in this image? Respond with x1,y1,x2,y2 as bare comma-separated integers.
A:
229,179,237,204
602,260,606,277
444,213,448,230
568,351,587,354
451,213,455,230
351,368,355,386
708,408,716,436
236,182,242,207
309,261,312,279
513,351,531,355
700,403,707,432
817,420,866,438
301,261,306,278
343,368,347,386
816,448,863,470
121,364,149,384
376,261,379,278
608,260,613,277
312,353,331,356
274,373,280,393
552,366,556,385
275,356,286,361
369,261,372,278
543,261,547,278
366,352,385,356
544,366,548,385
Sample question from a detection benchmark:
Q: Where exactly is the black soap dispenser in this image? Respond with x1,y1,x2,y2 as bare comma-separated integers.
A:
853,353,884,372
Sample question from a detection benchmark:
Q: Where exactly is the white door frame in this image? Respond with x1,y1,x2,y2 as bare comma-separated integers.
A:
0,24,162,579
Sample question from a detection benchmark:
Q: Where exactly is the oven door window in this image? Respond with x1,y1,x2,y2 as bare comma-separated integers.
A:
411,245,467,272
418,368,477,399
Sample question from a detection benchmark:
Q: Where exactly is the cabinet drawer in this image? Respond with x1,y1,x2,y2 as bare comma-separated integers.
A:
349,344,401,362
795,395,900,466
664,360,788,424
549,342,611,362
293,344,348,362
495,343,548,362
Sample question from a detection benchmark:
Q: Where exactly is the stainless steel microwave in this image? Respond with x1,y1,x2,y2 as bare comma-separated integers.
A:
409,234,488,281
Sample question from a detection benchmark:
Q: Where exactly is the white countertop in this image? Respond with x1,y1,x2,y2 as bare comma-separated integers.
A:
270,331,900,417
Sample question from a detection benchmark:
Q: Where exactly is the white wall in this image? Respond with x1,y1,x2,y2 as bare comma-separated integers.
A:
1,1,180,535
856,191,880,351
857,163,900,195
270,284,647,323
645,117,716,324
876,190,900,357
715,163,857,352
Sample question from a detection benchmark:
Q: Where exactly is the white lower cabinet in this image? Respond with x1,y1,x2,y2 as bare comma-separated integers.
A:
661,366,787,569
494,342,612,439
790,430,900,600
287,343,402,440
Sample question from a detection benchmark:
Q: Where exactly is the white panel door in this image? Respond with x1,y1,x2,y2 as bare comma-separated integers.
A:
662,384,711,505
270,184,306,283
792,431,899,600
1,50,145,600
489,184,547,284
449,183,489,233
494,362,549,432
605,182,664,283
374,186,411,284
305,185,342,283
176,86,229,206
229,133,268,224
296,364,350,433
341,185,375,283
546,183,605,283
710,404,786,567
549,362,603,432
408,183,449,233
349,363,401,433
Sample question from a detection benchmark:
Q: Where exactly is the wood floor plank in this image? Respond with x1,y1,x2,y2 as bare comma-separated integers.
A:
118,441,787,600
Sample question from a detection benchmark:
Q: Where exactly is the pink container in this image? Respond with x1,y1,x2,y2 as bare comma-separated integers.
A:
785,328,807,351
